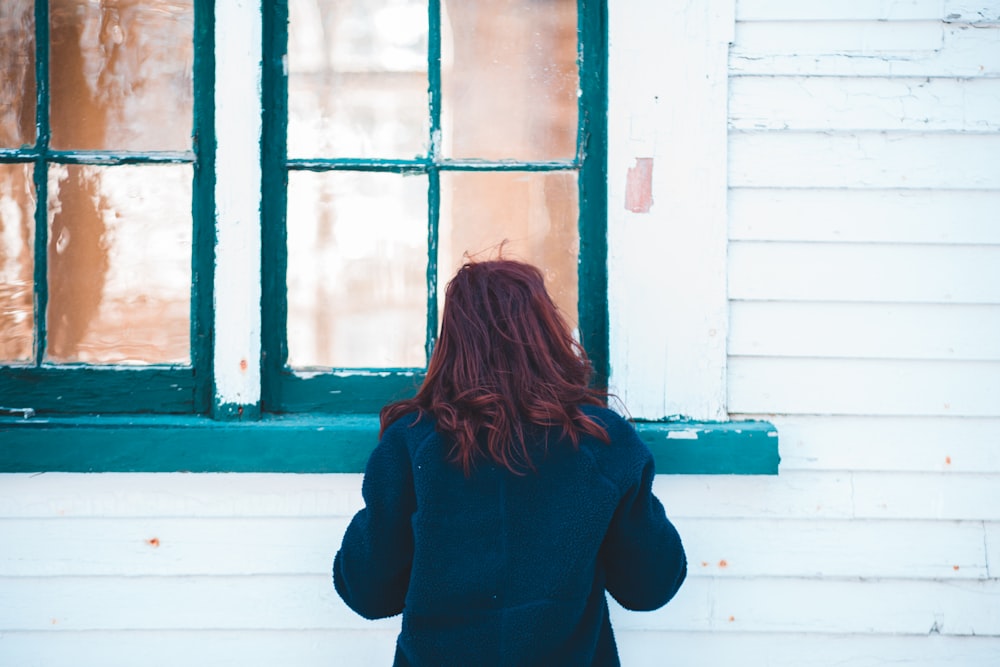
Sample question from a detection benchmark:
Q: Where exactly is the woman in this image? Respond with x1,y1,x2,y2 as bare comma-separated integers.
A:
334,259,686,666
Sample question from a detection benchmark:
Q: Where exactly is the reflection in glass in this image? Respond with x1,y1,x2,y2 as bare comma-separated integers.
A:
45,164,191,365
0,1,36,149
49,0,194,152
288,0,429,159
440,171,579,328
442,0,578,161
0,163,35,363
287,171,428,368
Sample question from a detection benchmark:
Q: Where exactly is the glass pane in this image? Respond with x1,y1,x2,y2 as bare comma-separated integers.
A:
287,171,427,368
49,0,194,152
0,0,37,149
45,164,191,365
288,0,429,159
440,170,578,328
0,163,35,364
442,0,578,161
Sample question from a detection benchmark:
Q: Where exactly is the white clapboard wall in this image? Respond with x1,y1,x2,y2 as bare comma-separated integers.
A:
720,0,1000,665
2,1,1000,666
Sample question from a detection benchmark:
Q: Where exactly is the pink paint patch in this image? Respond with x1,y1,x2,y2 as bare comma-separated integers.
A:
625,157,654,213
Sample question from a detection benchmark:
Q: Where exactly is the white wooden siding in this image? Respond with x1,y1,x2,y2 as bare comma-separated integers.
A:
2,471,997,665
724,0,1000,665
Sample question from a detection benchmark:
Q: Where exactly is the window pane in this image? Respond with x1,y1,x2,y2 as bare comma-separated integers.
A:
0,1,36,149
440,170,579,327
0,163,35,364
288,0,429,159
287,171,427,368
45,164,191,365
442,0,578,161
49,0,194,152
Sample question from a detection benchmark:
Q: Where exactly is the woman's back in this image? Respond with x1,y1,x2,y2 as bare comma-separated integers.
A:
333,259,686,665
335,405,687,666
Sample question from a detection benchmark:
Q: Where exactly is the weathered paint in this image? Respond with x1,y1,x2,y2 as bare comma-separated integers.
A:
0,1,211,414
213,0,263,418
0,416,778,475
607,0,731,420
261,0,611,408
624,157,653,213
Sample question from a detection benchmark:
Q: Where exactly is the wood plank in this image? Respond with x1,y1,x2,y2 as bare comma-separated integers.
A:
654,471,856,520
0,574,379,631
737,0,950,22
729,242,1000,304
3,575,998,635
729,189,1000,244
733,20,945,54
763,415,1000,473
730,132,1000,190
0,470,854,524
0,630,400,667
675,518,989,579
3,630,996,667
730,24,1000,77
730,76,1000,132
611,577,1000,635
1,516,985,581
852,471,1000,519
729,357,1000,417
0,473,364,519
0,517,347,577
729,302,1000,361
618,632,1000,667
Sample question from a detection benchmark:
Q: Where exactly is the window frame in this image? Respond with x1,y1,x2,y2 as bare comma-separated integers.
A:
0,0,779,476
260,0,609,414
0,0,215,415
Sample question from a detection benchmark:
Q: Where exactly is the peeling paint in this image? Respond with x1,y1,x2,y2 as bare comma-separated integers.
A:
624,157,654,213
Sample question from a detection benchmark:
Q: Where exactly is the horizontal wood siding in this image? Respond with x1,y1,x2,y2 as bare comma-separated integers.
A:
724,0,1000,664
1,472,997,665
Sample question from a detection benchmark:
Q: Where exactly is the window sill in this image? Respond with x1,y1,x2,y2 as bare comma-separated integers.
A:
0,415,778,474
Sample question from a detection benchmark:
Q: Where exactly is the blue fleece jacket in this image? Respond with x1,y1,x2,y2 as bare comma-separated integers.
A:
333,405,687,666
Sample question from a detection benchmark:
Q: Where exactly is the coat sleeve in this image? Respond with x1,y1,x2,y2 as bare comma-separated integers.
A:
600,435,687,611
333,422,416,619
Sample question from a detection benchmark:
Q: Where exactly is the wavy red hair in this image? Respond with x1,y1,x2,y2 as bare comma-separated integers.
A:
380,259,608,475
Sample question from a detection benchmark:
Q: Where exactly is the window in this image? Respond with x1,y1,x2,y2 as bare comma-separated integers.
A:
262,0,608,413
1,1,778,475
0,0,606,417
0,0,212,414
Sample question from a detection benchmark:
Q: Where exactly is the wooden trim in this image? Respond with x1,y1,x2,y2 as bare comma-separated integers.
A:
212,0,263,419
0,416,778,474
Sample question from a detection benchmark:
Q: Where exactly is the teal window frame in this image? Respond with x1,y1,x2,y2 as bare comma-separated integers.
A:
0,0,779,475
0,0,215,415
260,0,609,414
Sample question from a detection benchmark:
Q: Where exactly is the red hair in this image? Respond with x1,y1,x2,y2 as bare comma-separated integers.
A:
380,259,608,475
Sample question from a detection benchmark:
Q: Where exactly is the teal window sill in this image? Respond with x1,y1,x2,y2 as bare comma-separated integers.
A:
0,415,778,474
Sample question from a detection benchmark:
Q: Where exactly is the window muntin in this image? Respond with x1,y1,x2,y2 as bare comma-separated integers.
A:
267,0,603,413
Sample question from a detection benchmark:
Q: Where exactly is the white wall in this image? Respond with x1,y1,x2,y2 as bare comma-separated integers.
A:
2,1,999,665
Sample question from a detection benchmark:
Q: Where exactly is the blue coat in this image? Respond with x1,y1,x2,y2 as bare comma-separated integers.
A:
334,405,687,666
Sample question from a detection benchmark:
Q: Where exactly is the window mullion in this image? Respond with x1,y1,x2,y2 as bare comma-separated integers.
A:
212,0,264,420
31,0,51,368
426,0,443,361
